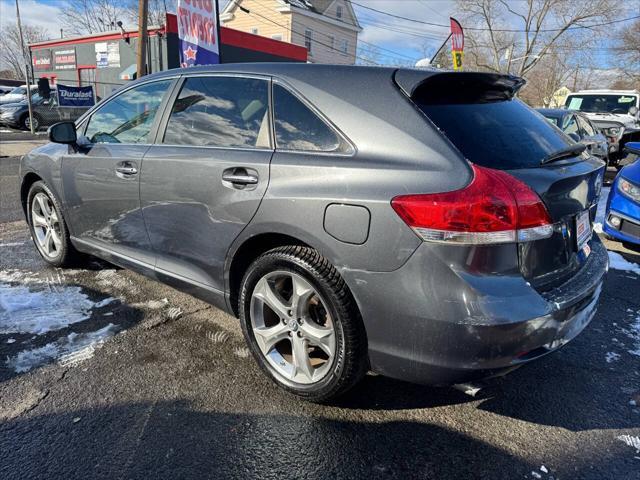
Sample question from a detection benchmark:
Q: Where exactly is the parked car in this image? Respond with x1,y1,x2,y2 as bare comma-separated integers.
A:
603,142,640,248
0,85,16,96
538,108,608,160
0,84,38,105
20,65,608,401
0,91,88,130
564,89,640,169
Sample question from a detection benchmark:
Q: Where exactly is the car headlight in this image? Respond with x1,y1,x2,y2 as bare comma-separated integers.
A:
1,107,21,113
618,177,640,202
607,126,623,137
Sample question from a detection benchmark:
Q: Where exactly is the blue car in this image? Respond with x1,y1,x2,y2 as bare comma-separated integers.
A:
604,142,640,246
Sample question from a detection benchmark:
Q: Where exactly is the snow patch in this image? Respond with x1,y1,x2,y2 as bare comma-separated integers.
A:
6,323,118,373
594,186,610,233
605,351,621,363
0,282,118,335
0,283,96,334
607,251,640,276
627,314,640,357
131,298,169,310
618,434,640,453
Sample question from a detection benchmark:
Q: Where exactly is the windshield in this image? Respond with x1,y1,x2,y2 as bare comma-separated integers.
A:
565,94,638,114
8,87,26,95
418,99,571,169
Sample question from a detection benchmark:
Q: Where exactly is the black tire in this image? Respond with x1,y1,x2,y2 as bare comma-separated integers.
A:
239,245,368,402
21,113,41,131
27,181,82,267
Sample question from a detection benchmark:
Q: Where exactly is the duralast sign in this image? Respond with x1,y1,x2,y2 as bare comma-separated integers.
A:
56,84,95,107
53,48,77,70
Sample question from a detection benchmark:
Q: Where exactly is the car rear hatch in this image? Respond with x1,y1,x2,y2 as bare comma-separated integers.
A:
394,70,606,290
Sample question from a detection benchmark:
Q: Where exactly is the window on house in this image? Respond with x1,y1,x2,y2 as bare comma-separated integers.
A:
251,27,259,35
271,34,283,41
340,39,348,54
328,36,335,51
336,5,343,19
304,29,312,53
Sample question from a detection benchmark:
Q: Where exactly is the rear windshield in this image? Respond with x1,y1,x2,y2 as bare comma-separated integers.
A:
418,99,571,169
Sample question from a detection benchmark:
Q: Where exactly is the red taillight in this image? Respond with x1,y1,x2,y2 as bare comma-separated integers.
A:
391,164,553,245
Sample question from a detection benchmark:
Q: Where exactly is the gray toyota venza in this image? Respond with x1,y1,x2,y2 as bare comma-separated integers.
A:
20,64,608,401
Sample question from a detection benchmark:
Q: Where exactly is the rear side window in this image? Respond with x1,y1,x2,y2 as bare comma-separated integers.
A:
418,98,571,169
273,84,350,153
162,76,270,148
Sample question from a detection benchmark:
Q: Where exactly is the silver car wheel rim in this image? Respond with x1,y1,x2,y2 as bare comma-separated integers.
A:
250,270,336,385
26,116,39,130
31,192,62,258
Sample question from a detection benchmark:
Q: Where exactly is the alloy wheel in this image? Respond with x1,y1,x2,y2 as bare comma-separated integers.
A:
25,115,39,130
31,192,62,258
250,270,336,385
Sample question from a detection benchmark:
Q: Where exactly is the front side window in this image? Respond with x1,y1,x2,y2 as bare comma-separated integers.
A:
273,84,349,153
84,80,172,144
162,76,270,149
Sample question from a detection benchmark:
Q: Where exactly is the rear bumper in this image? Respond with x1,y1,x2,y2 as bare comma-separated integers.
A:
342,236,608,385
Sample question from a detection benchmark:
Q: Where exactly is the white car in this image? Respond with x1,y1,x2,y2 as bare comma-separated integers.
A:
565,90,640,169
0,84,39,105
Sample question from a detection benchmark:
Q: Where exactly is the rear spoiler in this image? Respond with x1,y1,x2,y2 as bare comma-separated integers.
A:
394,70,526,104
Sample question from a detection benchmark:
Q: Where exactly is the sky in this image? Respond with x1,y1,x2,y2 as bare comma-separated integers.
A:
0,0,638,68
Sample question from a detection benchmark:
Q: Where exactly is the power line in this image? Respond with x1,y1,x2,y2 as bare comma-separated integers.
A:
278,0,420,61
235,4,381,65
349,1,640,33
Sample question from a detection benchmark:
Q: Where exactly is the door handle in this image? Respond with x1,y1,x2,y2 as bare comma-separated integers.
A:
222,169,258,185
115,164,138,175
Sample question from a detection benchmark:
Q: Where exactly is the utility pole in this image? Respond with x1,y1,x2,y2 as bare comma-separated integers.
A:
15,0,35,134
136,0,149,78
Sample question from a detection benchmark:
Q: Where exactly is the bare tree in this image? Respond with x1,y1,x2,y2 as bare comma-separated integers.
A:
611,18,640,90
125,0,169,27
0,23,49,79
59,0,128,36
455,0,620,77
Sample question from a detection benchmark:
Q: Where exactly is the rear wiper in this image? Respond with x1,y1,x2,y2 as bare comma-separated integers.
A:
541,144,586,165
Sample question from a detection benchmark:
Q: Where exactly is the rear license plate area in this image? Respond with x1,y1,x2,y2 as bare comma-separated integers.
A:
575,209,592,253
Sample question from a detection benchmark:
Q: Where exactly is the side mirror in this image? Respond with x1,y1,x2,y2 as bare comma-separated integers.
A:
629,106,638,116
568,132,580,142
48,121,77,144
625,141,640,156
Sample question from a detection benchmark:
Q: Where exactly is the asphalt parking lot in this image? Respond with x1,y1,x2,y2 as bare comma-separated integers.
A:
0,135,639,479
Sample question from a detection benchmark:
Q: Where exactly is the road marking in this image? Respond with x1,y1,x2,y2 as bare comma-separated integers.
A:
0,242,25,247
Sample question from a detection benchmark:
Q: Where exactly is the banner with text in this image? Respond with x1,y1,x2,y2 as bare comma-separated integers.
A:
56,84,95,108
177,0,221,67
450,17,464,71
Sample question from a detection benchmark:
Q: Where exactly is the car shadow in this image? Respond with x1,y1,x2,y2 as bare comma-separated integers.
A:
0,400,627,480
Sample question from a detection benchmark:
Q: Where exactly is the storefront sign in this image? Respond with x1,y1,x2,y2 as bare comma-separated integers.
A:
57,84,95,107
53,48,77,70
177,0,221,66
95,42,120,68
32,49,52,71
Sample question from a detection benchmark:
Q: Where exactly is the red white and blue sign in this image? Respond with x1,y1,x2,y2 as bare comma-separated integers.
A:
177,0,221,67
56,84,95,108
